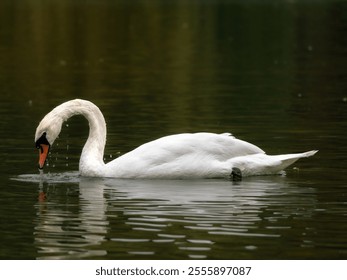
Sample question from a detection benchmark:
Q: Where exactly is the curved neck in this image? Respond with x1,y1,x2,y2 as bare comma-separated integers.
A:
57,99,107,175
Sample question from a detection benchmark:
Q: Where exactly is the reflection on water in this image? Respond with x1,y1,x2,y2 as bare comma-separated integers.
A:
34,176,108,259
13,173,320,259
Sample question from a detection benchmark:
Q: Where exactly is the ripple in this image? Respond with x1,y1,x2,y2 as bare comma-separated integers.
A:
187,239,215,245
157,234,186,239
126,221,168,228
185,225,248,233
152,239,175,243
128,251,155,256
245,245,258,250
189,254,207,259
208,231,281,238
111,238,150,243
179,246,211,251
133,227,162,232
12,171,80,184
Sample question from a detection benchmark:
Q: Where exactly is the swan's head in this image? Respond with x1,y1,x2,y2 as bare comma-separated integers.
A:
35,110,64,169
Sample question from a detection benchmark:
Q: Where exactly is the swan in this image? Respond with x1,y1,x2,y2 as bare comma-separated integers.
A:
35,99,317,179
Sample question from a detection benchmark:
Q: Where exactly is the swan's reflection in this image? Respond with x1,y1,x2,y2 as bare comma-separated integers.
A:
30,174,317,259
35,177,108,259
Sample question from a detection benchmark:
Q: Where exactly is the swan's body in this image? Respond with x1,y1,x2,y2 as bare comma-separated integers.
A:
35,99,317,179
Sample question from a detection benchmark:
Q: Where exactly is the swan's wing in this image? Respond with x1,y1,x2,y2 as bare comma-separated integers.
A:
128,132,263,160
106,133,265,177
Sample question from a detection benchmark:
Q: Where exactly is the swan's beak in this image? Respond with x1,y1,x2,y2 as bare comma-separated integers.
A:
38,144,50,169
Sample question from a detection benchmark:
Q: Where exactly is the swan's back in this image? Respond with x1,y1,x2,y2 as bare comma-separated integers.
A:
135,132,264,159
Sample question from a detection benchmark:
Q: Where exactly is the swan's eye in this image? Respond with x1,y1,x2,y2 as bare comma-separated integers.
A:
35,132,50,150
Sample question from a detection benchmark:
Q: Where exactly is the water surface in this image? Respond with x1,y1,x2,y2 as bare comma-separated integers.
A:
9,172,340,260
1,0,347,259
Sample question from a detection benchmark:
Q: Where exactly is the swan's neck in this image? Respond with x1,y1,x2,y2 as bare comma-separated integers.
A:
57,99,107,175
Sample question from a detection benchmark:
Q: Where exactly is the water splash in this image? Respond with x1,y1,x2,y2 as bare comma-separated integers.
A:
12,171,80,184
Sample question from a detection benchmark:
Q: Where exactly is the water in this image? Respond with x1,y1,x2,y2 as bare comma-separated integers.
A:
1,0,347,260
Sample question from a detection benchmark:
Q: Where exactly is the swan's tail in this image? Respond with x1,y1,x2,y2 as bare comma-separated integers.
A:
272,150,318,172
298,150,319,158
229,150,318,177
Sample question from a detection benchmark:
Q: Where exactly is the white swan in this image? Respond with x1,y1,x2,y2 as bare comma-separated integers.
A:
35,99,317,179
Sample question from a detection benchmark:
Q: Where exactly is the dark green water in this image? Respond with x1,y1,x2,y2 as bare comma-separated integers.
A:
1,0,347,259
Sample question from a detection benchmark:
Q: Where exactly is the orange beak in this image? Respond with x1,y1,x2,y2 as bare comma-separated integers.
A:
38,144,50,169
